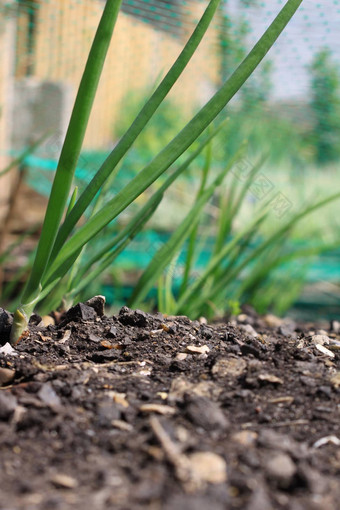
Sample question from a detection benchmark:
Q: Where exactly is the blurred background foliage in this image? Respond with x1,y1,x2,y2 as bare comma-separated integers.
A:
1,0,340,320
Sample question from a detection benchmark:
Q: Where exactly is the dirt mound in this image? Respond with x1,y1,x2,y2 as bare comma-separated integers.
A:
0,301,339,509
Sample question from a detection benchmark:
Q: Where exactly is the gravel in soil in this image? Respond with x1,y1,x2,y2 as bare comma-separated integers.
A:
0,298,339,510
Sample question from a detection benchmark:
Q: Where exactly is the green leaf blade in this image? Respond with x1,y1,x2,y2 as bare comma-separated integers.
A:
20,0,123,306
43,0,304,288
49,0,222,261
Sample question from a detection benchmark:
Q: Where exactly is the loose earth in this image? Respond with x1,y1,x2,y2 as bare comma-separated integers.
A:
0,299,339,509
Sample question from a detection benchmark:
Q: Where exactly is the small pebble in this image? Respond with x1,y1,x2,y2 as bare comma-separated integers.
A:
38,383,62,409
185,345,210,355
40,315,55,327
265,453,296,488
328,339,340,351
175,353,188,361
212,358,247,378
0,393,17,420
329,372,340,388
188,451,227,484
0,343,17,356
198,317,208,325
263,314,283,328
185,396,229,431
50,474,78,489
0,367,15,386
0,308,13,335
232,430,258,447
330,320,340,334
311,334,330,346
239,324,258,338
278,322,296,337
85,295,106,316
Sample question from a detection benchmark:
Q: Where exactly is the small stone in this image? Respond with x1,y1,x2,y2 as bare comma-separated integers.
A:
198,317,208,324
97,400,121,426
108,391,129,408
0,308,13,338
38,383,61,409
300,375,317,387
89,350,120,362
85,295,106,317
258,373,283,385
0,367,15,386
330,320,340,334
0,343,17,356
188,451,227,484
51,474,78,489
139,404,176,415
278,322,296,337
66,302,97,321
40,315,55,327
59,330,72,344
329,372,340,388
100,340,113,349
232,430,258,447
265,453,296,488
263,314,283,328
185,396,229,431
136,366,152,377
87,333,101,343
175,353,188,361
0,392,17,420
160,322,176,334
108,325,117,337
258,430,297,453
212,358,247,378
311,334,330,346
11,405,26,425
160,323,171,332
237,314,249,323
328,339,340,351
168,377,194,402
240,343,261,358
156,392,168,400
185,345,210,355
118,307,148,327
239,324,258,338
315,344,335,358
168,377,221,403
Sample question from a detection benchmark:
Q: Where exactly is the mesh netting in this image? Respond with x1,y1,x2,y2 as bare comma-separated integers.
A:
1,1,339,164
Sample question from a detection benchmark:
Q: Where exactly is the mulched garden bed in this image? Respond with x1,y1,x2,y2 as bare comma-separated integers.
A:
0,297,339,510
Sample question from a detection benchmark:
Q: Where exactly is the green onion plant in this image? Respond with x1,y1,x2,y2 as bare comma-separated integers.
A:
128,148,340,318
9,0,304,344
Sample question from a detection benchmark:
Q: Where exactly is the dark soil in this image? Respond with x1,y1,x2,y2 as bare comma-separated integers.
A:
0,299,339,510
